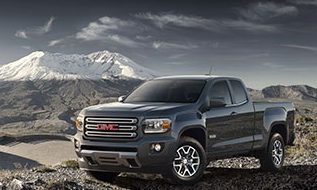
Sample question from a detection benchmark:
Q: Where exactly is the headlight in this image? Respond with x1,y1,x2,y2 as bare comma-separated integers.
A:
75,115,84,132
143,118,171,134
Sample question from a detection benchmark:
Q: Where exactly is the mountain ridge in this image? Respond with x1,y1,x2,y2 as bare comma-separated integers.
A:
249,84,317,102
0,50,156,81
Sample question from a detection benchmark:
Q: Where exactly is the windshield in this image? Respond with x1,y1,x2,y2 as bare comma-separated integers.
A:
124,79,206,103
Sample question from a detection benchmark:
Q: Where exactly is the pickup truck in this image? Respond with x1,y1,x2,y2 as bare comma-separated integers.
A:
74,75,295,185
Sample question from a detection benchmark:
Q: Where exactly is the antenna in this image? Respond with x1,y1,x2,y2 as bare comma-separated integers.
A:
208,65,213,75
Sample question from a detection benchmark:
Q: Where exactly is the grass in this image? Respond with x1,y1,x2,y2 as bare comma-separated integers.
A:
46,180,66,190
61,160,79,169
286,124,317,157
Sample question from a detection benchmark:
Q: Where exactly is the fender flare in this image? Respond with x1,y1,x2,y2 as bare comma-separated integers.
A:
177,125,207,150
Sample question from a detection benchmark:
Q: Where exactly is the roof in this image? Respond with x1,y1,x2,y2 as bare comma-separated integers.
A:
154,75,235,80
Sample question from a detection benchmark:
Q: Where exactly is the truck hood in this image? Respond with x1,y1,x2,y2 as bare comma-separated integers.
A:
80,102,193,117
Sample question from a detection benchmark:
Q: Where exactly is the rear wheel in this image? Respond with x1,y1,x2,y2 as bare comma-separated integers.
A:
260,133,285,171
163,137,207,185
86,171,119,182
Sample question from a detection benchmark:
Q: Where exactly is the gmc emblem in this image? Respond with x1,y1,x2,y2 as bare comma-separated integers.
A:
96,124,119,131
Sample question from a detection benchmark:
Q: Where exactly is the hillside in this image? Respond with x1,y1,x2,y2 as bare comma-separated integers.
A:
248,85,317,119
262,85,317,102
249,85,317,102
0,50,153,134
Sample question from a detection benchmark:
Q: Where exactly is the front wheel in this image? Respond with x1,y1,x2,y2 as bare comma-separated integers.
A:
260,133,285,171
162,137,207,185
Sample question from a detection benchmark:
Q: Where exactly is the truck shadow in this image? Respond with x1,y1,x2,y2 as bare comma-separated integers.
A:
114,165,317,190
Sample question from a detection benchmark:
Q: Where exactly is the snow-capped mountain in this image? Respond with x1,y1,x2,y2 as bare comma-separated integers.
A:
0,50,156,81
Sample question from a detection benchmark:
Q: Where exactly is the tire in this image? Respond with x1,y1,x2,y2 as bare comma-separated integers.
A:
162,136,207,185
259,133,285,171
86,171,119,182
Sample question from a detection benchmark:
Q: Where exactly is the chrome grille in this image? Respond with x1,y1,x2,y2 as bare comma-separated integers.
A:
84,117,138,139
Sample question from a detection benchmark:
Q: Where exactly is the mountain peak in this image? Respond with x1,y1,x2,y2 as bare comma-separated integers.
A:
28,51,45,57
0,50,157,81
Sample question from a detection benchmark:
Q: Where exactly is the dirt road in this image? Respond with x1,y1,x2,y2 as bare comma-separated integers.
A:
0,135,76,169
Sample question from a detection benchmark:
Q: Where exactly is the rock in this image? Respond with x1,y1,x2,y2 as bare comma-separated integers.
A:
7,179,31,190
63,181,83,190
46,180,83,190
25,178,46,186
0,182,4,190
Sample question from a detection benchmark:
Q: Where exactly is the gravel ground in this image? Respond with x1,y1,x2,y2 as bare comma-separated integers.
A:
0,124,316,190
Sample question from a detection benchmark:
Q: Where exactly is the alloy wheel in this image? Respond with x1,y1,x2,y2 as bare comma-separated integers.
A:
173,145,201,178
272,139,283,166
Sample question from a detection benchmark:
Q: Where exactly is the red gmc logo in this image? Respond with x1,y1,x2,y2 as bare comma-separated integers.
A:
96,124,119,131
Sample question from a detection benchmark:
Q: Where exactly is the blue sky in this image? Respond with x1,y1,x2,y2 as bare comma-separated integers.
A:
0,0,317,89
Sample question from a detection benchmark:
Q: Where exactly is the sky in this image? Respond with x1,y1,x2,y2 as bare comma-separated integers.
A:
0,0,317,89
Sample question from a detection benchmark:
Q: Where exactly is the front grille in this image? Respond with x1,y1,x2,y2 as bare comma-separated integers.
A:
84,117,138,139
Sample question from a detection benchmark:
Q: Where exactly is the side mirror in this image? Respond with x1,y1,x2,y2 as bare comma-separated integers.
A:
118,95,126,102
209,97,227,108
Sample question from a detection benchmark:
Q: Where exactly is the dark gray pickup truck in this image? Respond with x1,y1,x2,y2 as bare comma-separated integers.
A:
74,75,295,184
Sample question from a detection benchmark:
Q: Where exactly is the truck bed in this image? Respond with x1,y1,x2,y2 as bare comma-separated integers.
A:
253,101,294,113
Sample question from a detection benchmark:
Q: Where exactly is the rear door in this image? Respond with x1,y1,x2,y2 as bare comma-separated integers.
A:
227,79,255,151
206,80,235,153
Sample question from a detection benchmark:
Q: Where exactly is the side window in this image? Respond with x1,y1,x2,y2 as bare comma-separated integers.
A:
210,81,232,105
230,80,248,104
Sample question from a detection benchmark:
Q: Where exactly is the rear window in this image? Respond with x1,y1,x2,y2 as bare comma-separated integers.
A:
230,80,248,104
210,81,232,105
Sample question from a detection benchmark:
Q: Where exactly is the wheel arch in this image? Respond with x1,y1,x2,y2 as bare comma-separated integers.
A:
262,107,289,146
178,125,207,150
269,121,288,144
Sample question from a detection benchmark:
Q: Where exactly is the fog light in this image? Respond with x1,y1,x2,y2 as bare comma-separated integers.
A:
154,144,161,152
151,143,162,152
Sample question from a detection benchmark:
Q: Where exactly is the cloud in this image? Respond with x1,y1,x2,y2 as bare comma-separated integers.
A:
262,62,285,69
21,46,32,50
136,12,278,33
262,62,312,72
152,41,198,50
41,17,55,33
211,42,219,49
289,0,317,6
15,31,28,39
239,2,298,21
136,12,220,31
48,39,64,46
106,34,140,47
76,16,135,40
281,44,317,52
168,53,186,59
75,16,139,47
222,20,277,32
136,35,152,40
165,61,186,65
235,53,270,60
15,17,55,39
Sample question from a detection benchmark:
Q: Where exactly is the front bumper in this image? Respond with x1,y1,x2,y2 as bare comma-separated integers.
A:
74,133,177,174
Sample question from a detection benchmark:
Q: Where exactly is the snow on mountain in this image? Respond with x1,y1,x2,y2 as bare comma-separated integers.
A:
0,50,157,81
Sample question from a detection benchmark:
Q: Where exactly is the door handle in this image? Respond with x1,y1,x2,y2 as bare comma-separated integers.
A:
230,112,238,116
